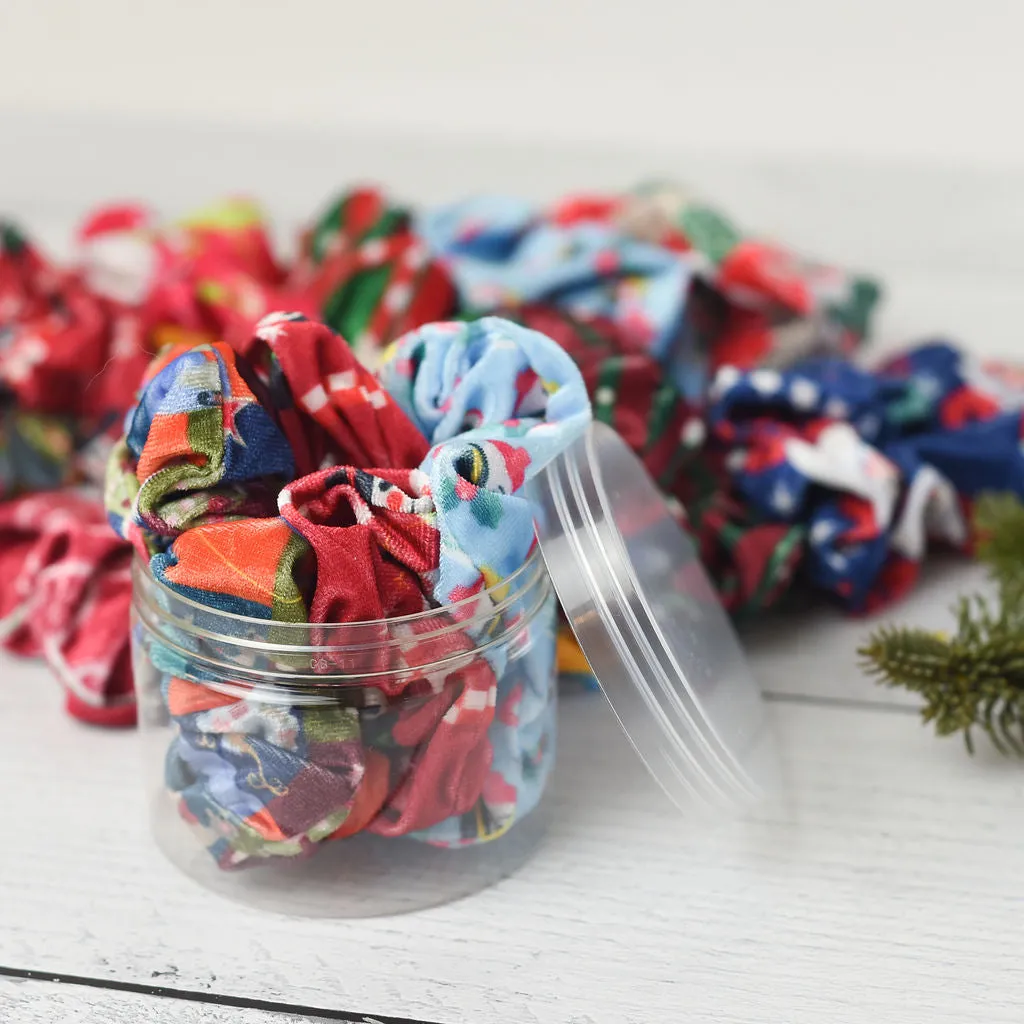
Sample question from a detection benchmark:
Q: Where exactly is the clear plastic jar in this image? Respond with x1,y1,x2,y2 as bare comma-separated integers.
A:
131,546,557,918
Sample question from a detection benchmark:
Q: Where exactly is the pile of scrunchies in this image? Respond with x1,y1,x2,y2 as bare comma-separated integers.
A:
119,312,585,860
0,193,454,724
4,178,1024,739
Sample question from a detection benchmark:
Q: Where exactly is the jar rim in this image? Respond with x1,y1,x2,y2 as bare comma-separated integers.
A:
132,543,546,634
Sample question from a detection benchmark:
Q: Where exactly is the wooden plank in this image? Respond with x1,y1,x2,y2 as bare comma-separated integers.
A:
743,557,992,708
0,976,328,1024
1,667,1020,1024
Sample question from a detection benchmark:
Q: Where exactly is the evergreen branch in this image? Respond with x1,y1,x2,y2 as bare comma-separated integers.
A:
860,623,1024,754
859,492,1024,754
974,492,1024,617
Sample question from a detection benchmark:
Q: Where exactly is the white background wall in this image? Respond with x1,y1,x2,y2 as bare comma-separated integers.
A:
1,0,1018,168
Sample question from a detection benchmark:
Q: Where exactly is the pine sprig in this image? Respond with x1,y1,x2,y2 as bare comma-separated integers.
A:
973,492,1024,619
859,492,1024,754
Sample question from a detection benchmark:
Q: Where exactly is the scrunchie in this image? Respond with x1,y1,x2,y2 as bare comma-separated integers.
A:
121,312,590,865
704,342,1024,611
288,188,456,366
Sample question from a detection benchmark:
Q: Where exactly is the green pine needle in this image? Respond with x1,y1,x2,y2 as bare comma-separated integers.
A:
859,492,1024,754
973,492,1024,619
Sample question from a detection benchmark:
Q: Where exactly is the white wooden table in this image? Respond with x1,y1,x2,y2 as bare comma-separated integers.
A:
2,117,1023,1023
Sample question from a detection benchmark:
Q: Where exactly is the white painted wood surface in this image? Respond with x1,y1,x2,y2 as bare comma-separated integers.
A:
0,977,318,1024
3,654,1023,1023
2,124,1023,1022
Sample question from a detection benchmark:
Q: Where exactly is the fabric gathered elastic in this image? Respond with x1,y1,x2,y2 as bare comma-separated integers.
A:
8,177,1014,744
122,312,584,863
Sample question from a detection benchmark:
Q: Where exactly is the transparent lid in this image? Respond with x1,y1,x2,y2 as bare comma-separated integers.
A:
536,421,780,818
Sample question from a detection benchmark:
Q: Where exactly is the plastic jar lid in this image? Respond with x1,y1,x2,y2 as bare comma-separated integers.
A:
536,421,780,817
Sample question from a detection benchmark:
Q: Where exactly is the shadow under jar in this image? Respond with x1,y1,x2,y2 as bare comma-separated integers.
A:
131,547,556,918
